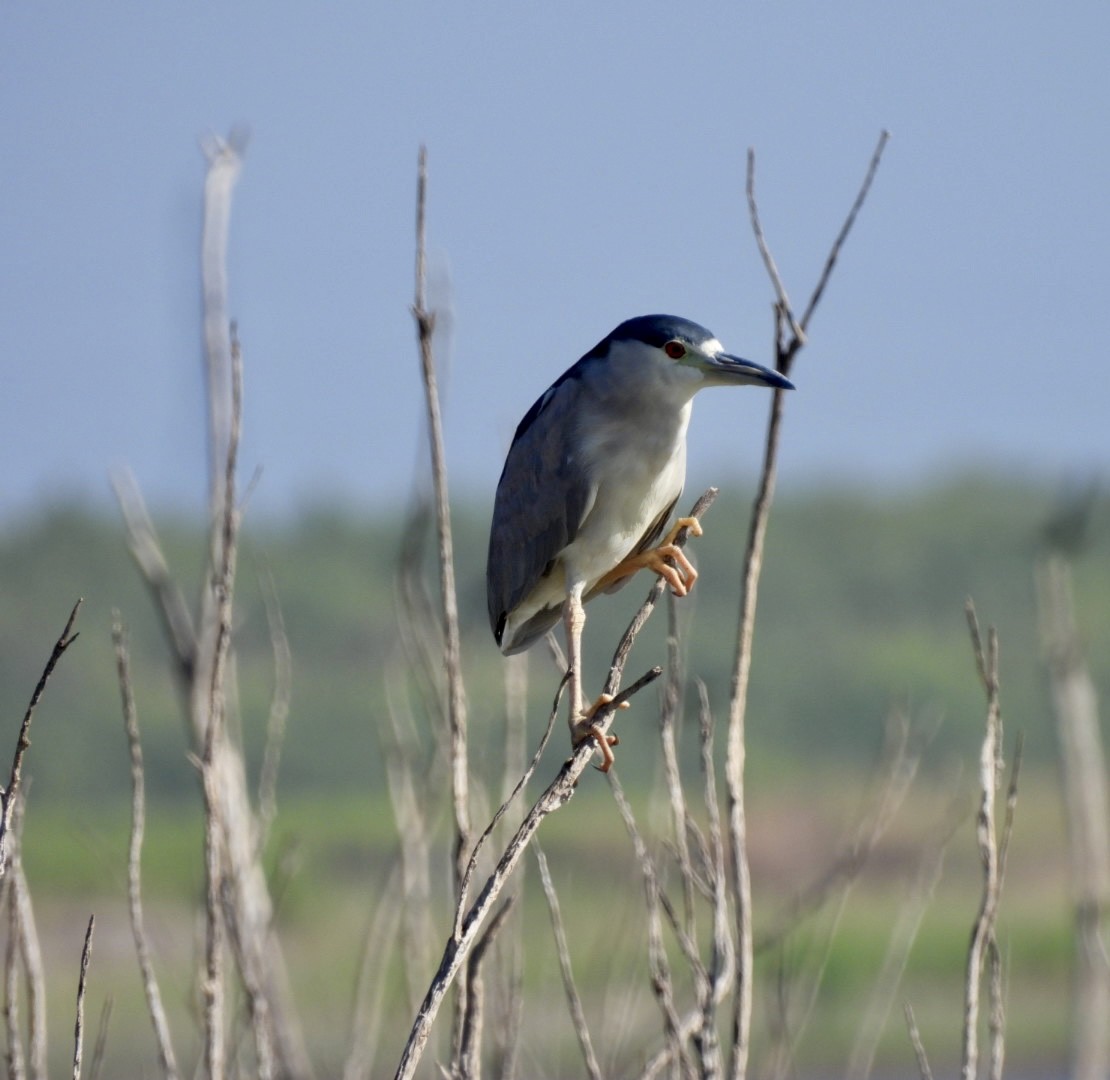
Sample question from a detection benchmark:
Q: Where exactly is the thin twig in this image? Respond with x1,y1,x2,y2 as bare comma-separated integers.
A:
200,129,246,518
112,471,197,683
904,1002,934,1080
535,846,603,1080
4,835,24,1080
961,601,1005,1080
799,131,890,335
987,937,1006,1080
12,855,45,1080
988,741,1021,1080
660,596,697,940
745,149,805,349
72,915,95,1080
2,794,43,1080
198,321,245,1080
112,616,179,1080
0,601,81,881
411,145,473,1065
723,367,781,1080
698,681,733,1077
200,750,226,1080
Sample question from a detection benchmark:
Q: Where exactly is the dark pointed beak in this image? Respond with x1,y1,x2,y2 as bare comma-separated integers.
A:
705,352,795,390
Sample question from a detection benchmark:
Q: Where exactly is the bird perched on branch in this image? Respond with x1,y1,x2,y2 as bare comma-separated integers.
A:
487,314,793,770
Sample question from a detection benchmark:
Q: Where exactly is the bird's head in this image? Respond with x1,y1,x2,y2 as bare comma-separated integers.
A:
603,314,794,393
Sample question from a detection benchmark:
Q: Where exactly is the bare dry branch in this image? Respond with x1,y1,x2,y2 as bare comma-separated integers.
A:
660,596,697,940
698,681,733,1076
12,858,45,1080
200,754,226,1080
458,898,515,1079
197,319,245,1080
727,133,888,1080
987,937,1006,1080
0,601,81,882
4,842,23,1080
411,145,473,1063
798,130,890,335
961,600,1007,1080
114,132,310,1080
71,915,94,1080
200,128,246,516
112,616,179,1080
745,150,805,350
112,472,197,681
2,794,43,1080
1036,551,1110,1080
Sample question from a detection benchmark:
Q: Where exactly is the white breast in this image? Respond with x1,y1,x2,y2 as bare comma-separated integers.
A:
563,397,692,591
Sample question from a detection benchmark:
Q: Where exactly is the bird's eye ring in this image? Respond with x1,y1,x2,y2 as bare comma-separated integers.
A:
664,340,686,360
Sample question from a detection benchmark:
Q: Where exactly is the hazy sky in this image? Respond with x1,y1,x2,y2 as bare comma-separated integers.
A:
2,2,1107,521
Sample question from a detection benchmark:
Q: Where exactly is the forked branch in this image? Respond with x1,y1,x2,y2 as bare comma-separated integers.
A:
726,130,889,1080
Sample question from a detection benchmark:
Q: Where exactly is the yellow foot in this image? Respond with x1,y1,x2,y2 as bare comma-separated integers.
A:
662,515,704,548
572,693,629,773
596,515,704,597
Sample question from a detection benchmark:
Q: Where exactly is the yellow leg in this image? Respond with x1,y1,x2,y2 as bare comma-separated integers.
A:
594,515,704,597
563,581,587,725
571,693,628,773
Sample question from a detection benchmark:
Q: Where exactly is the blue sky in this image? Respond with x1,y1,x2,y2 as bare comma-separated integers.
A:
2,2,1107,521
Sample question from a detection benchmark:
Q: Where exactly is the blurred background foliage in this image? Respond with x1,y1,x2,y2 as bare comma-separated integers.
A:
1,471,1107,1074
2,472,1105,807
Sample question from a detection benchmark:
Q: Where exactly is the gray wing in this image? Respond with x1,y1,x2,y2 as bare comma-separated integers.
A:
486,370,596,643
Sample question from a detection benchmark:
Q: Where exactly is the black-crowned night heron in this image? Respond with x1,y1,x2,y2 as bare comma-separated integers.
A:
487,314,793,769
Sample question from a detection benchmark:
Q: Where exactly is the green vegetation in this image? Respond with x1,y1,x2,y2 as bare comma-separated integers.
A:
2,474,1106,806
1,473,1107,1073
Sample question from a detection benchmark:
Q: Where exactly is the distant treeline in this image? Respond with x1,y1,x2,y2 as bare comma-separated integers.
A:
1,473,1106,806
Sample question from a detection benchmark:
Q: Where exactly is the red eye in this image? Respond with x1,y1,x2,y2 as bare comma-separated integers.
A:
664,340,686,359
